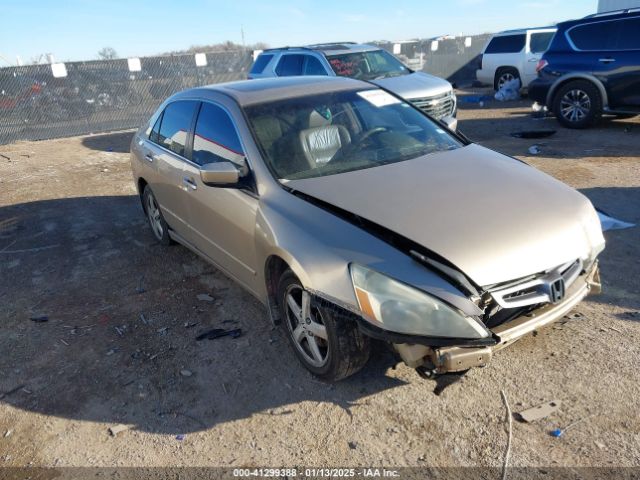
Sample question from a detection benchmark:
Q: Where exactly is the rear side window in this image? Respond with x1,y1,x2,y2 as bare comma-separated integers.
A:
485,34,526,54
617,18,640,50
157,101,199,157
250,54,273,74
149,113,163,144
529,32,555,53
304,56,328,75
192,103,245,166
568,21,619,51
275,54,304,76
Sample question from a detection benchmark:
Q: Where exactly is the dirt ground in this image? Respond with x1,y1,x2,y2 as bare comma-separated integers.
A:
1,90,639,471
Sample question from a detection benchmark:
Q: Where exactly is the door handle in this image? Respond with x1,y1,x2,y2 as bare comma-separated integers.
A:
528,58,539,62
144,153,155,162
183,177,197,191
598,58,616,63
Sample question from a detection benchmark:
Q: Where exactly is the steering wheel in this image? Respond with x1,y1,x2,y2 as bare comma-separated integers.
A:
359,127,388,143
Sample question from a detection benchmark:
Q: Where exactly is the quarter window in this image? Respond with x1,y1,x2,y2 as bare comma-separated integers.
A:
149,113,163,144
192,103,245,166
250,53,274,74
485,34,526,54
156,100,198,157
529,32,555,54
275,54,304,76
568,21,619,51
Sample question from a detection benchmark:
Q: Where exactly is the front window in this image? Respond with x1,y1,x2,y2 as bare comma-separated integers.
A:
326,50,410,81
245,89,462,181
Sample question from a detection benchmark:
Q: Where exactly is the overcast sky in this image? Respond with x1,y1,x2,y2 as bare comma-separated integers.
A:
0,0,597,64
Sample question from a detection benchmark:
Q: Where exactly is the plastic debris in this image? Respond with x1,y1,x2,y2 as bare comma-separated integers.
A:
196,328,242,341
176,434,186,441
550,414,595,438
459,94,493,104
516,400,561,423
528,145,541,155
29,314,48,323
510,129,556,139
4,430,12,438
180,369,193,377
108,424,130,437
597,211,635,231
196,293,214,302
494,78,521,101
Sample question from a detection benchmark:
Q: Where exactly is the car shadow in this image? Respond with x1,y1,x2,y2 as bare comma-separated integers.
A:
457,109,638,160
579,187,640,315
1,186,636,434
81,130,135,153
0,195,406,435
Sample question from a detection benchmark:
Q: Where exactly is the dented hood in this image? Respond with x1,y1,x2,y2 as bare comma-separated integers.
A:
287,144,604,286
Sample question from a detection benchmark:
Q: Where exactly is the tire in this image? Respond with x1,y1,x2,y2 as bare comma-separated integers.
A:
277,270,370,381
494,67,520,91
552,80,602,129
142,185,172,246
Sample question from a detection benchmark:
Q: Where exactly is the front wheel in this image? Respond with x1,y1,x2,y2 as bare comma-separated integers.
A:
277,270,370,381
552,80,602,129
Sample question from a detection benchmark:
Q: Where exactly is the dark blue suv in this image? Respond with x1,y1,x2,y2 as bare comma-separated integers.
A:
528,10,640,128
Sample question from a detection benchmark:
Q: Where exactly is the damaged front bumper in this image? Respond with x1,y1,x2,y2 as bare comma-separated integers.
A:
392,262,601,374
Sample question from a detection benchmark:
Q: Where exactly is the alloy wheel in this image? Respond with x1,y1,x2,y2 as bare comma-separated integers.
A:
498,72,516,89
146,192,164,240
560,89,591,123
284,284,329,368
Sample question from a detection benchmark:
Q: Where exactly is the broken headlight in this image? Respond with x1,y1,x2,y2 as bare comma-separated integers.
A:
350,264,490,339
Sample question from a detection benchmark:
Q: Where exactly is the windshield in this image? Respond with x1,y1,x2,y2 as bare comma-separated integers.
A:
326,50,410,80
245,89,462,181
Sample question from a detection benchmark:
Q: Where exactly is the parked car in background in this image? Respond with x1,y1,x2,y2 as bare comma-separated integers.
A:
529,9,640,128
476,27,557,90
249,43,457,126
131,76,604,381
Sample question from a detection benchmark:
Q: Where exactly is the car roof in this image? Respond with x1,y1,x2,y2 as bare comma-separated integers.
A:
177,76,373,107
264,43,380,56
493,26,556,36
557,9,640,29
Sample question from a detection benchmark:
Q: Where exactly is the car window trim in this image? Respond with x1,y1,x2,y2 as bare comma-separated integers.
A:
565,17,640,52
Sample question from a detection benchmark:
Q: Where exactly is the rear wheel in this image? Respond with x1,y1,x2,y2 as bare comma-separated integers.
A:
142,186,172,245
277,270,370,381
494,67,520,91
552,80,602,129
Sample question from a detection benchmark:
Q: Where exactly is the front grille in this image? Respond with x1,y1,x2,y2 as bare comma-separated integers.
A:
488,259,582,309
410,91,455,119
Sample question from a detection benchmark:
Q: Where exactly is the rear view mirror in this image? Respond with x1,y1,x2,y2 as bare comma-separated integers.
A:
439,115,458,132
200,161,241,186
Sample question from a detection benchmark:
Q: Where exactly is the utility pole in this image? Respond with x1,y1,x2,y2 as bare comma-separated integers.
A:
241,25,246,50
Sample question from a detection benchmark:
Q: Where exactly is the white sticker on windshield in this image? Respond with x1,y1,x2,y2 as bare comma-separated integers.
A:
357,90,401,108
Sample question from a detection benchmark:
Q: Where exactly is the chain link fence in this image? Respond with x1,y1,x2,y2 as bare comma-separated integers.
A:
0,34,492,145
0,50,252,145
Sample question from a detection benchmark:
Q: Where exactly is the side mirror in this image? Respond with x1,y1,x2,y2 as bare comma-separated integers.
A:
199,161,241,187
439,115,458,132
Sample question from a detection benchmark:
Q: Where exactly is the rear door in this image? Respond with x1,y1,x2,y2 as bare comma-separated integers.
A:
523,30,556,86
566,19,624,104
608,17,640,108
145,100,199,239
182,101,259,292
482,34,526,86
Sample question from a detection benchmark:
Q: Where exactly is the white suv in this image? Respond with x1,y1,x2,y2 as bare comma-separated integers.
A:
476,27,556,90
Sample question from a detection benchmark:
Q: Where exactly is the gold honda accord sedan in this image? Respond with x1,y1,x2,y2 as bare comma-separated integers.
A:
130,76,604,381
